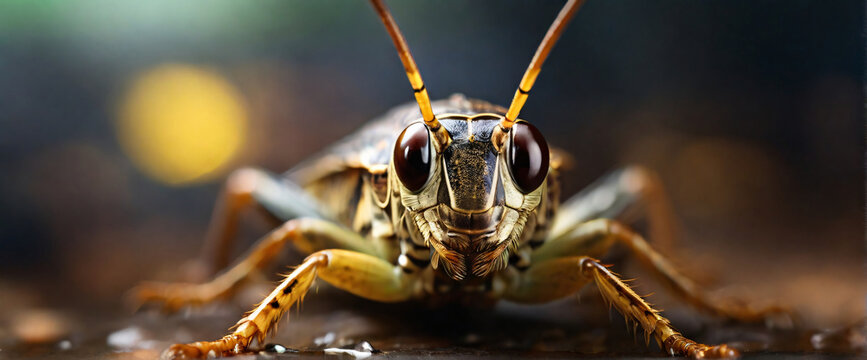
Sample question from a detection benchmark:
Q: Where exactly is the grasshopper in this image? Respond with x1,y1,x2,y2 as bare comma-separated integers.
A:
134,0,791,358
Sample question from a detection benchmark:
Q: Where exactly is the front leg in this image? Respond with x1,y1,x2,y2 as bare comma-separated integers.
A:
163,249,413,359
532,219,793,324
133,217,381,312
505,256,737,358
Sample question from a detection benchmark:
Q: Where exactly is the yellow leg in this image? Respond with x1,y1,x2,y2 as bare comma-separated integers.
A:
161,249,412,359
532,218,793,324
132,218,379,312
506,256,738,358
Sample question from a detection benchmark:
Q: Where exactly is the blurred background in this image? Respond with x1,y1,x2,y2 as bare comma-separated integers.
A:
0,0,863,356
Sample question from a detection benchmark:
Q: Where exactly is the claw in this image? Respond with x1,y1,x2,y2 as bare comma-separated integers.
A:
761,306,800,329
126,282,180,312
161,343,204,360
123,284,149,313
128,282,175,312
714,298,800,329
664,334,740,359
161,335,247,360
693,344,739,359
712,345,740,358
127,281,211,313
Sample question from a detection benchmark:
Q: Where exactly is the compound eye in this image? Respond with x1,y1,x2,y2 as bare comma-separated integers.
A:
393,122,433,192
508,122,549,193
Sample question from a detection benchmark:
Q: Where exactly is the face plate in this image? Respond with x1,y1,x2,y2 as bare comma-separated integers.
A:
394,113,548,280
440,117,501,213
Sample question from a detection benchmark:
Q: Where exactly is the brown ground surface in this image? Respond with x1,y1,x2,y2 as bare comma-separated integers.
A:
2,251,864,360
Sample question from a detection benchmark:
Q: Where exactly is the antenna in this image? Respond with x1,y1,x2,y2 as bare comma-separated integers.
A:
369,0,441,131
502,0,586,129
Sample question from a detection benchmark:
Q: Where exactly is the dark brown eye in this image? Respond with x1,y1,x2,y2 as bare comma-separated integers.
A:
394,123,432,192
508,122,549,193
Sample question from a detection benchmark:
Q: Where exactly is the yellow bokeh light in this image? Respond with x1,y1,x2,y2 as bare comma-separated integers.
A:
117,64,248,185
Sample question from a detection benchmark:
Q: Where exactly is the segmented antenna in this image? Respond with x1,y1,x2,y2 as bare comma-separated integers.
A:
369,0,440,130
502,0,586,129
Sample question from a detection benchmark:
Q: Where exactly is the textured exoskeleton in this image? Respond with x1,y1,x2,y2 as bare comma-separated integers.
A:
133,1,791,358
